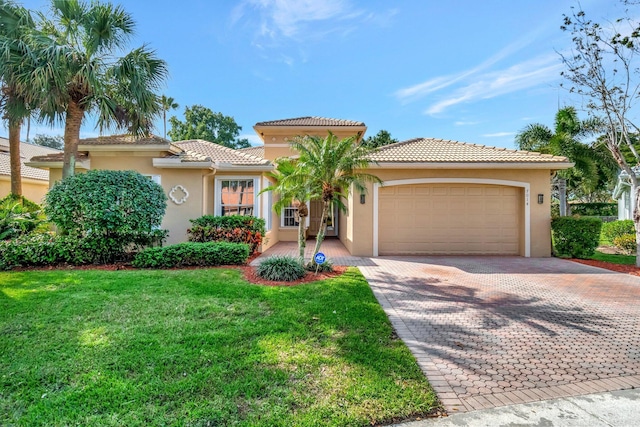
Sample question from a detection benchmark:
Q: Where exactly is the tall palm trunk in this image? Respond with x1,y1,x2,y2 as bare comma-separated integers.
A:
310,200,330,266
8,122,22,196
62,101,83,179
163,110,167,140
296,203,308,263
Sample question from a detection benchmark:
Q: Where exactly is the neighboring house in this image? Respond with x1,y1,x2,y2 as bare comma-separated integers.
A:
612,166,639,220
0,137,61,202
27,116,572,257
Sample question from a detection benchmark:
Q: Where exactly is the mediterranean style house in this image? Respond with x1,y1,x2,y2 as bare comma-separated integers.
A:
0,137,60,202
27,117,572,257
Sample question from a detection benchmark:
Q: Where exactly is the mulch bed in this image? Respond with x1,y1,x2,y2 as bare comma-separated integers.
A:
571,258,640,276
9,255,348,286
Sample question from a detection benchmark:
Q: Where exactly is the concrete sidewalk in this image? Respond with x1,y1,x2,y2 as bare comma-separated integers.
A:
393,388,640,427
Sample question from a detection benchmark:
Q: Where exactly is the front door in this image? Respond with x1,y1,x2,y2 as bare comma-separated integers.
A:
308,200,338,237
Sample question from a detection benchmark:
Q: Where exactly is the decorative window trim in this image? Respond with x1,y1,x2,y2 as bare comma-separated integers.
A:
169,184,189,205
214,176,260,217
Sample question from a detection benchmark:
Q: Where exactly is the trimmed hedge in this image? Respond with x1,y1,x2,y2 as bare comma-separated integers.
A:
257,255,306,281
187,215,265,254
132,242,250,269
551,216,602,259
569,202,617,217
0,234,98,270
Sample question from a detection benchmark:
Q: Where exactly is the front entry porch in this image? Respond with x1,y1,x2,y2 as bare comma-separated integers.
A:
251,238,368,266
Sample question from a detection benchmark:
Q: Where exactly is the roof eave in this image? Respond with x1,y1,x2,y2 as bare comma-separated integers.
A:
367,161,575,170
152,158,214,169
214,163,274,172
24,159,91,170
78,144,171,152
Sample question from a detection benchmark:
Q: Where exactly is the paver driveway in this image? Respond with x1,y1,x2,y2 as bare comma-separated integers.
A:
359,256,640,413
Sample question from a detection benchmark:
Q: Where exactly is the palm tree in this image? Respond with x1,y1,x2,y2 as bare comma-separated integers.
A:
23,0,168,179
160,95,178,140
515,107,604,205
0,1,37,196
260,158,314,264
291,132,381,267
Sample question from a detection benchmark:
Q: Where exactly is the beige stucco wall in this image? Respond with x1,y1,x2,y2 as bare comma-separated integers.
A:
0,177,49,203
341,168,553,258
257,128,366,162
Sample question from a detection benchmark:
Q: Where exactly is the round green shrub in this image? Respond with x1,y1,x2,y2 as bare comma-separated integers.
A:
257,256,306,281
44,170,168,263
551,216,602,259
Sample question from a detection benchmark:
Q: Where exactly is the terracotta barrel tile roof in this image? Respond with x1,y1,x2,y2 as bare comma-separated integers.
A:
237,145,265,158
0,138,61,180
368,138,570,163
28,152,89,163
255,116,365,127
172,140,269,165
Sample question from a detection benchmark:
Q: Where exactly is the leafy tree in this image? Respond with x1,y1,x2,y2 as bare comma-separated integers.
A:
560,2,640,264
21,0,168,179
0,0,37,196
291,132,381,267
515,107,615,204
361,129,398,149
160,95,178,140
260,158,314,264
32,134,63,150
44,170,167,262
168,104,250,149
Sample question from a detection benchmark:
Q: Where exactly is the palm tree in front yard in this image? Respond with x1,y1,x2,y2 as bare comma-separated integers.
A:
25,0,168,179
261,158,314,264
291,132,381,267
0,1,37,196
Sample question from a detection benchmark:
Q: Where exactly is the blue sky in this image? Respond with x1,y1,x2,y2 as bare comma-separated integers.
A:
6,0,618,149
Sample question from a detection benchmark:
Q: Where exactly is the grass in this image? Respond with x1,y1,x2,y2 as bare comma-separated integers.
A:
0,268,438,426
591,250,636,265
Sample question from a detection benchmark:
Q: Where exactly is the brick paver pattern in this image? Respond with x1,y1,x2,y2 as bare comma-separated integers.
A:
359,256,640,413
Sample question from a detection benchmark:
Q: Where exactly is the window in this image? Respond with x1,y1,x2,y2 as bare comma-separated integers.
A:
218,178,256,216
282,205,299,227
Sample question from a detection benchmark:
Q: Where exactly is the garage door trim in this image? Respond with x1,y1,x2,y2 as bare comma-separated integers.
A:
372,178,530,257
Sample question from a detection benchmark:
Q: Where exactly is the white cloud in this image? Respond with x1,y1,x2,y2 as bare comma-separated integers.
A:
482,132,515,138
234,0,361,40
454,121,480,126
424,55,562,115
240,133,264,146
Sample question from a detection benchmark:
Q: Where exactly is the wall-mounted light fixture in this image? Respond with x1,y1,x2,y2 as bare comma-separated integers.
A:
538,194,544,204
360,194,366,204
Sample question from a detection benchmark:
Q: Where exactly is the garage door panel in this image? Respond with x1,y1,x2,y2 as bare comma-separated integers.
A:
379,184,521,255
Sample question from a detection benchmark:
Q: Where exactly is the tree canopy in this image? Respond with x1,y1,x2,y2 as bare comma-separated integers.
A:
361,130,398,149
168,105,250,149
9,0,168,179
32,134,63,150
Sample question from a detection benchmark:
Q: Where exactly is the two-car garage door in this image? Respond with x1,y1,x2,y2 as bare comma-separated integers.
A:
378,183,522,255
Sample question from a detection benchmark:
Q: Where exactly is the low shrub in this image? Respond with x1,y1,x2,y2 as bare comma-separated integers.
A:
602,220,635,244
306,259,334,273
188,215,265,254
256,256,306,281
132,242,249,269
0,234,95,270
613,234,636,255
0,194,48,240
551,216,602,259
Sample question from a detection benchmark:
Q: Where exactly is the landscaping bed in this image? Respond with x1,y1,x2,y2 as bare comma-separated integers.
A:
571,258,640,276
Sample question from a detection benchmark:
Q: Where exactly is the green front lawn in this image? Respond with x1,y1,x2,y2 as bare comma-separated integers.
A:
591,251,636,265
0,268,438,426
